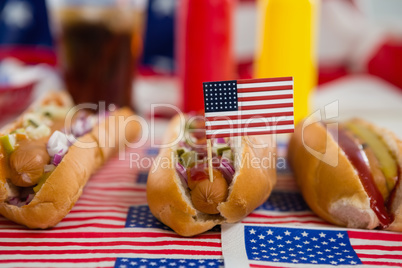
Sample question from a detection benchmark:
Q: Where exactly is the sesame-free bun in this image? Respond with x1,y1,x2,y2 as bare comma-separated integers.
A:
0,91,140,228
146,115,276,236
287,119,402,231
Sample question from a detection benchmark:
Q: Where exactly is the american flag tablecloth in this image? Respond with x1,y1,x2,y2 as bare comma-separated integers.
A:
0,142,401,267
0,146,222,268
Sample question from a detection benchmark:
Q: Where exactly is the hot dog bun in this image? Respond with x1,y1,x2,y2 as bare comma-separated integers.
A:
0,91,140,228
288,118,402,231
91,107,142,160
147,114,276,236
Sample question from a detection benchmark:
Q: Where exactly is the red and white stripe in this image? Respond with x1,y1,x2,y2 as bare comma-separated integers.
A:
242,209,331,228
0,229,222,268
348,230,402,266
205,77,294,139
0,148,222,267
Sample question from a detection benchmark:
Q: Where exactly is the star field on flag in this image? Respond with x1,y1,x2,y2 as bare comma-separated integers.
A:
244,226,361,266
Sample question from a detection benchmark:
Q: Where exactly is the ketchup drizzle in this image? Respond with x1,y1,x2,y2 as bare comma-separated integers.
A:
329,127,392,228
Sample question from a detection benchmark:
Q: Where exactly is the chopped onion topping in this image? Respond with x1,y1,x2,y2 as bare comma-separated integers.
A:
219,158,235,185
52,153,63,166
44,164,56,173
176,162,188,186
47,130,69,157
7,197,19,206
25,194,35,205
216,137,226,144
178,140,191,149
72,115,97,137
8,193,35,207
46,114,98,168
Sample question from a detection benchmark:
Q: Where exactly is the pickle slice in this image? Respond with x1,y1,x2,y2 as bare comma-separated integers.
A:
221,149,233,161
346,121,397,190
10,128,26,134
176,148,185,157
33,172,52,193
180,151,197,168
28,119,39,128
0,135,16,154
217,146,231,156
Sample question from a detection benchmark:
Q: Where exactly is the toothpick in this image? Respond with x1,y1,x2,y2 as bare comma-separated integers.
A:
207,139,214,182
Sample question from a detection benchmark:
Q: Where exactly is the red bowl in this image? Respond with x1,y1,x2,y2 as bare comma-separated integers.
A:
0,82,36,126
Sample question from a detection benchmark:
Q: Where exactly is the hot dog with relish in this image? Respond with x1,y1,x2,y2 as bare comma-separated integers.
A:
147,114,277,236
0,91,140,228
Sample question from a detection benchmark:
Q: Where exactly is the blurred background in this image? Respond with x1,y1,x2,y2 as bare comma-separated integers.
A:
0,0,401,137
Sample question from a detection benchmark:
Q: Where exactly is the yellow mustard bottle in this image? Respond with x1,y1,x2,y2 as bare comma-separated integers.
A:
254,0,319,124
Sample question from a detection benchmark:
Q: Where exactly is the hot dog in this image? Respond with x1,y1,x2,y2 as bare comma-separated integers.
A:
287,118,402,231
0,91,140,228
146,114,277,236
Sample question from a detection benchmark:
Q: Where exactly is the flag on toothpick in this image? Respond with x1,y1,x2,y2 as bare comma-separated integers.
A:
203,77,294,139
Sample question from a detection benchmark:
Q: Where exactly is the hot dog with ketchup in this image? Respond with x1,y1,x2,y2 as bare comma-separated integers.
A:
288,118,402,231
147,114,276,236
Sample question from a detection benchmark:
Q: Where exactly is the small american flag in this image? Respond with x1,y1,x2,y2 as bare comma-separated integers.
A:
203,77,294,139
222,224,402,268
